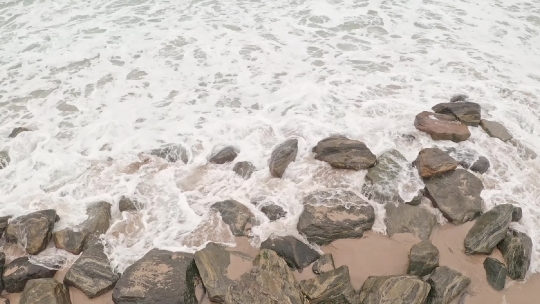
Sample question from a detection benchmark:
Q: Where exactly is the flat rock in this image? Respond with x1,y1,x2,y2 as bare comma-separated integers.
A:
415,148,458,178
512,206,522,222
151,144,188,163
211,200,253,236
497,230,532,280
359,275,431,304
53,228,87,255
312,136,376,170
424,169,483,224
407,241,439,277
432,102,481,126
414,111,470,142
0,215,11,236
0,253,5,291
233,161,256,179
5,209,57,255
362,149,407,203
118,196,139,212
261,235,320,271
300,266,359,304
312,254,335,275
210,146,238,164
20,278,71,304
464,204,513,254
194,243,232,303
483,257,506,291
426,266,470,304
385,203,437,240
470,156,490,174
0,151,10,169
269,139,298,177
480,119,512,141
9,127,31,138
3,257,57,293
260,204,287,221
112,249,198,304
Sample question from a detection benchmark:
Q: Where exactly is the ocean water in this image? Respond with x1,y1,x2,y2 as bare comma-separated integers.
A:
0,0,539,275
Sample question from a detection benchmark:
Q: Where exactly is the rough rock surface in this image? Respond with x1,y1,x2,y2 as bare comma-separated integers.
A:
233,161,256,179
385,203,437,240
210,146,238,164
269,139,298,177
53,228,87,255
151,144,188,163
118,196,138,212
497,230,532,280
0,215,10,237
480,119,512,141
0,253,5,292
470,156,490,174
432,102,481,126
261,235,320,271
3,257,57,293
260,204,287,221
359,275,431,304
414,111,471,142
464,204,513,254
81,201,111,236
0,296,8,304
211,200,253,236
512,206,522,222
362,149,406,203
312,254,335,275
112,249,198,304
312,136,376,170
415,148,458,178
424,169,483,224
0,151,10,169
483,257,506,291
407,241,439,277
406,190,424,206
300,266,358,304
5,209,57,255
19,279,71,304
426,267,471,304
9,127,31,138
194,243,232,303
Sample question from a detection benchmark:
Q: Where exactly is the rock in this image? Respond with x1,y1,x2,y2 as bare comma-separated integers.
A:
424,169,483,224
426,266,471,304
260,204,287,221
312,136,376,170
300,266,358,304
497,230,532,280
0,215,11,236
480,119,512,141
19,278,71,304
210,146,238,164
407,241,439,277
359,275,431,304
194,243,232,302
233,161,256,179
483,258,506,291
414,111,471,142
269,139,298,177
3,257,57,293
261,235,320,271
450,94,468,103
0,296,8,304
211,200,253,236
362,149,407,203
9,127,31,138
415,148,458,178
118,196,138,212
406,190,424,206
151,144,188,163
5,209,57,255
512,206,522,222
442,147,478,169
432,102,481,126
81,201,111,236
464,204,513,254
112,249,198,304
470,156,490,174
0,151,10,169
385,203,437,240
0,252,5,291
53,228,87,255
298,190,375,245
312,254,335,275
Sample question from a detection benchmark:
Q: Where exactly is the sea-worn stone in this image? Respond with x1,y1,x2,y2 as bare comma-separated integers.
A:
512,206,522,222
450,94,468,103
261,235,320,271
362,149,407,203
112,249,198,304
415,148,458,178
53,228,87,255
151,144,188,163
9,127,31,138
260,204,287,221
359,275,431,304
0,296,8,304
0,151,10,169
19,278,71,304
298,190,375,245
464,204,513,254
414,111,471,142
0,252,5,292
3,257,57,293
407,241,439,277
233,161,256,179
312,136,376,170
483,258,506,291
210,200,253,236
406,190,424,206
424,169,483,224
480,119,512,141
5,209,57,255
432,102,481,126
497,230,532,280
426,266,471,304
312,254,335,275
269,139,298,177
470,156,490,174
385,203,437,240
300,266,358,304
81,201,111,236
210,146,238,164
0,215,11,236
194,243,232,303
118,196,139,212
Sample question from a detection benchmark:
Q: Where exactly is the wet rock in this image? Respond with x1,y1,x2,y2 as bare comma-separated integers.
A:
269,139,298,178
194,243,232,302
19,278,71,304
0,296,8,304
298,190,375,245
211,200,253,236
233,161,256,179
53,228,87,255
300,266,358,304
5,209,57,255
151,144,188,163
112,249,198,304
0,215,11,236
118,196,138,212
464,204,513,254
450,94,468,103
470,156,490,174
415,148,458,178
260,204,287,221
432,102,481,126
512,206,522,222
407,241,439,277
362,149,407,203
312,254,335,275
210,146,238,164
424,169,483,224
359,275,431,304
9,127,31,138
261,235,320,271
0,253,5,291
414,111,471,142
406,190,424,206
3,257,57,293
312,136,376,170
385,203,437,240
480,119,512,141
483,257,506,291
0,151,10,169
81,201,111,236
426,266,471,304
497,230,532,280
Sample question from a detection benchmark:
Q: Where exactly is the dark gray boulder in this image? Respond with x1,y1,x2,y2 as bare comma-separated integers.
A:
480,119,512,141
9,127,31,138
406,190,424,206
5,209,57,255
119,196,139,212
407,241,439,277
233,161,256,179
312,254,335,275
464,204,513,254
483,257,506,291
385,203,437,240
194,243,232,303
300,266,359,304
260,204,287,221
470,156,490,174
19,278,71,304
210,146,238,164
497,230,532,280
151,144,188,163
414,112,471,142
426,266,470,304
0,151,10,169
211,200,253,236
0,215,10,237
261,235,320,271
53,228,87,255
3,257,57,293
0,253,5,292
362,149,407,203
359,275,431,304
512,206,522,222
415,148,458,178
81,201,111,236
312,136,376,170
432,102,481,126
269,139,298,177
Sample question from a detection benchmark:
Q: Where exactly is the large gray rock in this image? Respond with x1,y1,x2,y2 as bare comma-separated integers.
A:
112,249,198,304
261,235,320,271
424,169,483,224
269,139,298,177
497,230,532,280
300,266,359,304
407,241,439,277
464,204,514,254
211,200,253,236
312,136,376,170
53,228,87,255
19,279,71,304
359,275,431,304
3,257,57,293
0,151,10,169
151,144,188,163
362,149,406,203
81,201,111,236
260,204,287,221
210,146,238,164
414,111,470,142
385,203,437,240
5,209,57,255
480,119,512,141
432,102,481,126
312,254,335,275
194,243,233,303
233,161,256,179
415,148,458,178
483,257,506,291
297,190,375,245
426,267,470,304
9,127,31,138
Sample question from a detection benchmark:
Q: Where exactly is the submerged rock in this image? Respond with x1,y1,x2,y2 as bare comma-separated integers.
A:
312,136,376,170
53,228,87,255
3,257,57,293
19,279,71,304
211,200,253,236
0,253,5,292
407,241,439,277
269,139,298,177
497,230,532,280
450,94,468,103
512,206,522,222
359,275,431,304
415,148,458,178
261,235,320,271
194,243,232,303
9,127,31,138
432,102,481,126
480,119,512,141
118,196,139,212
151,144,188,163
300,266,358,304
483,257,506,291
362,149,407,203
0,215,11,236
414,111,470,142
233,161,256,179
5,209,57,255
464,204,513,255
0,151,10,169
470,156,490,174
210,146,238,164
81,201,112,236
406,190,424,206
426,266,470,304
260,204,287,221
385,203,437,240
312,254,335,275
